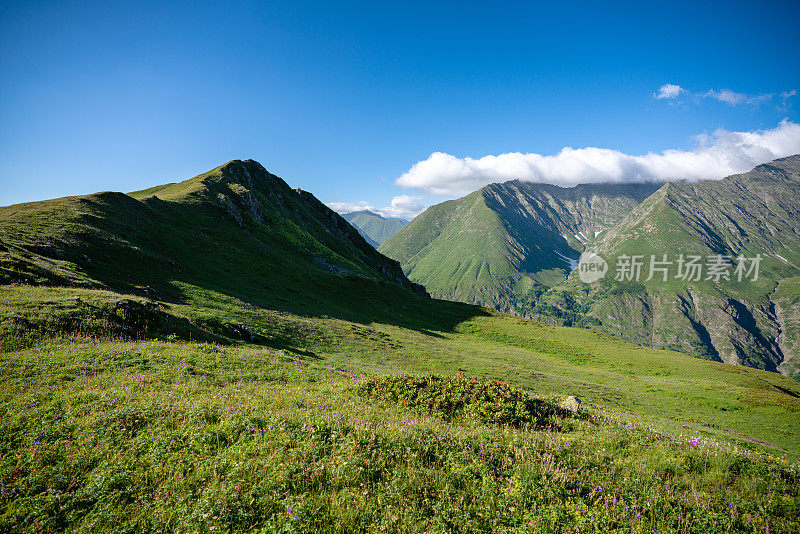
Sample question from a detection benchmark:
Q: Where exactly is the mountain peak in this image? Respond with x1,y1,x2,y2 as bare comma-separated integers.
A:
218,159,266,173
344,209,386,219
1,159,428,310
214,159,275,189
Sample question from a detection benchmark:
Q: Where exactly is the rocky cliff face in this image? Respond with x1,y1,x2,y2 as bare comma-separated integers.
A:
774,278,800,378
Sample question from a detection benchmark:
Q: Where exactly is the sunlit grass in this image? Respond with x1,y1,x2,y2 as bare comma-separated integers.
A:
1,339,798,532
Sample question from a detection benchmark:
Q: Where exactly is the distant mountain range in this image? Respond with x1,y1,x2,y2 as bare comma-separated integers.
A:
341,210,407,247
380,181,659,306
381,155,800,379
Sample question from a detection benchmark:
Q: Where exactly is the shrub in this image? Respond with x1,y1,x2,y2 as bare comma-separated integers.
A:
358,374,571,429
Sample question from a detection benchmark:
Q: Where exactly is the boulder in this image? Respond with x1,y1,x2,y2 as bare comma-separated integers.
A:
560,396,581,412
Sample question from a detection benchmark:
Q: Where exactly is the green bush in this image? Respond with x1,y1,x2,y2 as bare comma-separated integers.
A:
358,374,572,429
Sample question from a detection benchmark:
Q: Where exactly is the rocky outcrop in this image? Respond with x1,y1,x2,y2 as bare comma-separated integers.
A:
217,193,244,227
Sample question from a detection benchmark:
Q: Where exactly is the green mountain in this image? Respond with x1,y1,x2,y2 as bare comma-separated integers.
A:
2,159,800,531
341,210,408,246
540,155,800,378
381,156,800,379
380,181,659,312
0,160,427,326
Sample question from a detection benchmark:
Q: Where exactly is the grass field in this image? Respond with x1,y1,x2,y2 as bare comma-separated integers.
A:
2,339,798,532
2,284,800,532
3,283,799,459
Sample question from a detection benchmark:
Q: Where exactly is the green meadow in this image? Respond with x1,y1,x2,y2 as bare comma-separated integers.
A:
2,281,800,532
2,338,798,533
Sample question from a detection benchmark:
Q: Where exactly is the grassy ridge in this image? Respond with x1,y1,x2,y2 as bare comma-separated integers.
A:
380,191,525,309
0,160,421,309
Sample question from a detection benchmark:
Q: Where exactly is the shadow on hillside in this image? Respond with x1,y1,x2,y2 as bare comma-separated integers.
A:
181,274,490,343
0,186,492,344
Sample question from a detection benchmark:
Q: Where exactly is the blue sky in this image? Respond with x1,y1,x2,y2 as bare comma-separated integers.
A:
1,0,799,216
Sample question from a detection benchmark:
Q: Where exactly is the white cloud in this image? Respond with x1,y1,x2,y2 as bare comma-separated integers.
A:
395,120,800,196
327,200,379,214
381,195,424,219
702,89,747,105
701,89,774,106
654,84,797,107
328,195,425,220
654,83,685,100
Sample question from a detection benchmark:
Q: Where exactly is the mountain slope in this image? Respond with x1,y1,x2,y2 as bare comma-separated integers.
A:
380,181,659,313
382,155,800,378
0,160,427,330
540,155,800,377
341,210,407,246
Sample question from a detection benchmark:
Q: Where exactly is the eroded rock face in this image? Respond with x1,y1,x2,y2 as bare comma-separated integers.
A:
229,323,255,341
773,281,800,380
313,257,355,277
237,190,263,223
217,193,243,227
577,286,785,372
